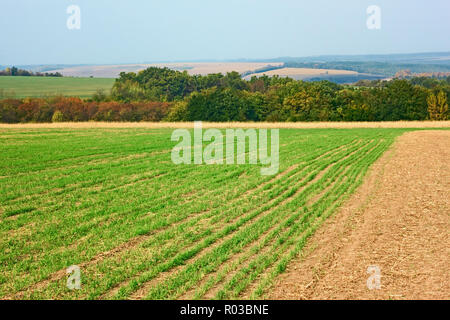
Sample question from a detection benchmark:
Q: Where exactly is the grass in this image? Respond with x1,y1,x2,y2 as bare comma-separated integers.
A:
0,127,412,299
0,76,115,99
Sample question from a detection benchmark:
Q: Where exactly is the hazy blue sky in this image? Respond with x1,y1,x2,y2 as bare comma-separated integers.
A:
1,0,449,65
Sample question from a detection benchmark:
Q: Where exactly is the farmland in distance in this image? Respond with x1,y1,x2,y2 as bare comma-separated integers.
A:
0,76,115,99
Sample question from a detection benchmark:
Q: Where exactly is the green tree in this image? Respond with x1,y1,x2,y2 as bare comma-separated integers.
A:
166,101,188,121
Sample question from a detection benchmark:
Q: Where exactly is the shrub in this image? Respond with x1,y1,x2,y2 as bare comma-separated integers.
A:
51,110,64,122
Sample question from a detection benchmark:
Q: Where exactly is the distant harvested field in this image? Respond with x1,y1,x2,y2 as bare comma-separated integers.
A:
243,67,358,80
1,121,449,129
48,62,284,78
0,76,115,98
242,67,388,83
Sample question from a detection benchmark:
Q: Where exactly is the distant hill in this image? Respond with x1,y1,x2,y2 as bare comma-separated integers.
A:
257,52,450,77
0,64,86,73
262,52,450,64
3,52,450,82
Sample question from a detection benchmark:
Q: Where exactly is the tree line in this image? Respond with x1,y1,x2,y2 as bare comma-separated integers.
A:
0,67,62,77
0,67,448,123
0,97,169,123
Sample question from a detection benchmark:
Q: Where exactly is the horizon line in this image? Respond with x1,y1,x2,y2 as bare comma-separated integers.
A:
2,50,450,68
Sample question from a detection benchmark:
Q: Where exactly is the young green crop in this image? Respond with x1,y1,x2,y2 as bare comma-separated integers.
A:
0,127,410,299
0,76,114,98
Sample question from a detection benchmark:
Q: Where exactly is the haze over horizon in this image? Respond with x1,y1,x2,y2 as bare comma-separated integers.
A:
5,50,450,67
1,0,449,65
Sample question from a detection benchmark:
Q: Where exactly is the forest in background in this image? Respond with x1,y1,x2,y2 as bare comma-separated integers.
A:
0,67,449,123
0,67,62,77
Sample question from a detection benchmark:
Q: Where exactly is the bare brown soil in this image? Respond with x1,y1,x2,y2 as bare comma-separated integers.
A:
243,67,358,80
269,130,450,300
48,62,284,78
1,121,449,129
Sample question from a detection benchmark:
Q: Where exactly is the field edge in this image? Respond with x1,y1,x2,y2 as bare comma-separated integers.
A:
1,121,450,129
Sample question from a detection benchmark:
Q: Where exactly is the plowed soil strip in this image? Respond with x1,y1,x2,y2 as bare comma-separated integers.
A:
269,130,450,300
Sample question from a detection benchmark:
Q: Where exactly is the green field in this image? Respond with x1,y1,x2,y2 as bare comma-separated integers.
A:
0,76,115,98
0,127,407,299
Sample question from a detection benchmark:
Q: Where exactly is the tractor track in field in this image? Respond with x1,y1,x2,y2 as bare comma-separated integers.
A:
269,130,450,300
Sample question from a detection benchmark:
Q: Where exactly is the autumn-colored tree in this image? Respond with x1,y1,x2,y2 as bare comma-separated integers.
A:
51,110,64,122
427,91,448,120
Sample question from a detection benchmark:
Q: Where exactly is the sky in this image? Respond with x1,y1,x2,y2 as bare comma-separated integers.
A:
1,0,449,65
